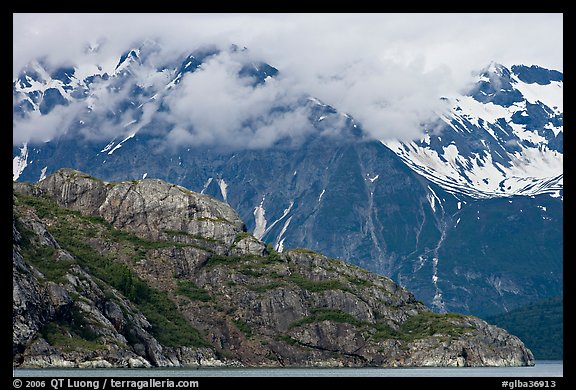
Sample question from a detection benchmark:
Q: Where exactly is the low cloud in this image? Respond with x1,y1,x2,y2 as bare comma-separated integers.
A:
13,102,84,145
13,13,563,149
161,51,313,149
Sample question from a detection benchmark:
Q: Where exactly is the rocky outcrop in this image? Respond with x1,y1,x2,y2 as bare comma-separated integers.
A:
14,168,245,246
13,169,534,368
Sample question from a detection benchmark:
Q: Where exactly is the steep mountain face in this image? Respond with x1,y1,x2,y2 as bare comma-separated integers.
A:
385,62,563,199
12,45,562,320
13,169,534,368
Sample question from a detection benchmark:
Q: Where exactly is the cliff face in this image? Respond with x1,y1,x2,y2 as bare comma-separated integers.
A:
13,169,534,368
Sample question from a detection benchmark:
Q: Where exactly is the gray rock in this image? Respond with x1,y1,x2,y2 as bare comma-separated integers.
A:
13,169,536,369
231,236,268,257
28,169,245,246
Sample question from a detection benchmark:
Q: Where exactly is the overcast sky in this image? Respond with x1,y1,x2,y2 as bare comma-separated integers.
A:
13,13,563,146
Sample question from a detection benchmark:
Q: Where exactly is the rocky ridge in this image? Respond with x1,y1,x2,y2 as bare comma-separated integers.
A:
13,169,534,368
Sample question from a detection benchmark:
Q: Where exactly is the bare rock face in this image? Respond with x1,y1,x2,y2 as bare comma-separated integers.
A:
16,168,245,245
12,202,220,368
13,169,535,368
12,241,49,357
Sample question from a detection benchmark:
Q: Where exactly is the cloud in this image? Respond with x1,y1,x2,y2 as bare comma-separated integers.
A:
13,101,84,144
162,51,313,149
13,13,563,148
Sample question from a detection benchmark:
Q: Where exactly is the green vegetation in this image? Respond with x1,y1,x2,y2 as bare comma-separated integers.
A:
39,304,106,352
240,267,263,277
59,234,206,347
138,291,208,348
15,193,209,349
161,229,192,237
486,296,563,360
288,273,348,292
176,280,212,302
40,322,105,352
234,232,253,243
162,229,220,244
289,248,320,255
275,334,298,346
21,243,72,283
248,281,285,293
205,254,245,267
57,235,208,348
196,216,232,224
15,218,72,283
290,308,364,329
288,308,471,343
16,193,72,219
107,228,182,251
371,323,401,341
398,311,471,341
232,319,253,339
347,276,372,288
264,244,283,263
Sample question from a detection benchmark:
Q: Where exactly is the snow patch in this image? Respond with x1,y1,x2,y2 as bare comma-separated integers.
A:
549,191,562,199
427,186,442,213
39,166,48,182
263,201,294,238
367,174,379,183
511,77,563,113
13,143,29,181
431,257,445,312
277,238,287,253
253,196,267,239
200,178,213,195
275,216,293,253
108,133,136,155
217,178,228,202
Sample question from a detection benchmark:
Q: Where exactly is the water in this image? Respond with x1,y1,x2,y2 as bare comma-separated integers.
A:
14,360,562,377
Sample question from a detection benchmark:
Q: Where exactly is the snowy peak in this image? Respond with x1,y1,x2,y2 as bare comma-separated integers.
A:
511,64,563,85
13,50,562,202
114,48,141,74
386,63,563,199
13,60,78,116
170,46,220,86
470,62,522,107
238,61,279,86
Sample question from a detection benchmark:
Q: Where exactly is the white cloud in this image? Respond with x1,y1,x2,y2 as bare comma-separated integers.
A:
13,13,563,148
13,101,84,144
162,51,313,149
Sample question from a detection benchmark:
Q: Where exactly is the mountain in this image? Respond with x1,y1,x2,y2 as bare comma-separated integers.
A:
486,296,563,360
384,62,562,199
13,169,534,368
12,44,563,322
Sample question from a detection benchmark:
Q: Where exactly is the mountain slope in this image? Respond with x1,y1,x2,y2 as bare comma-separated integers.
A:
12,45,562,320
486,296,563,360
385,62,562,199
13,169,534,368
